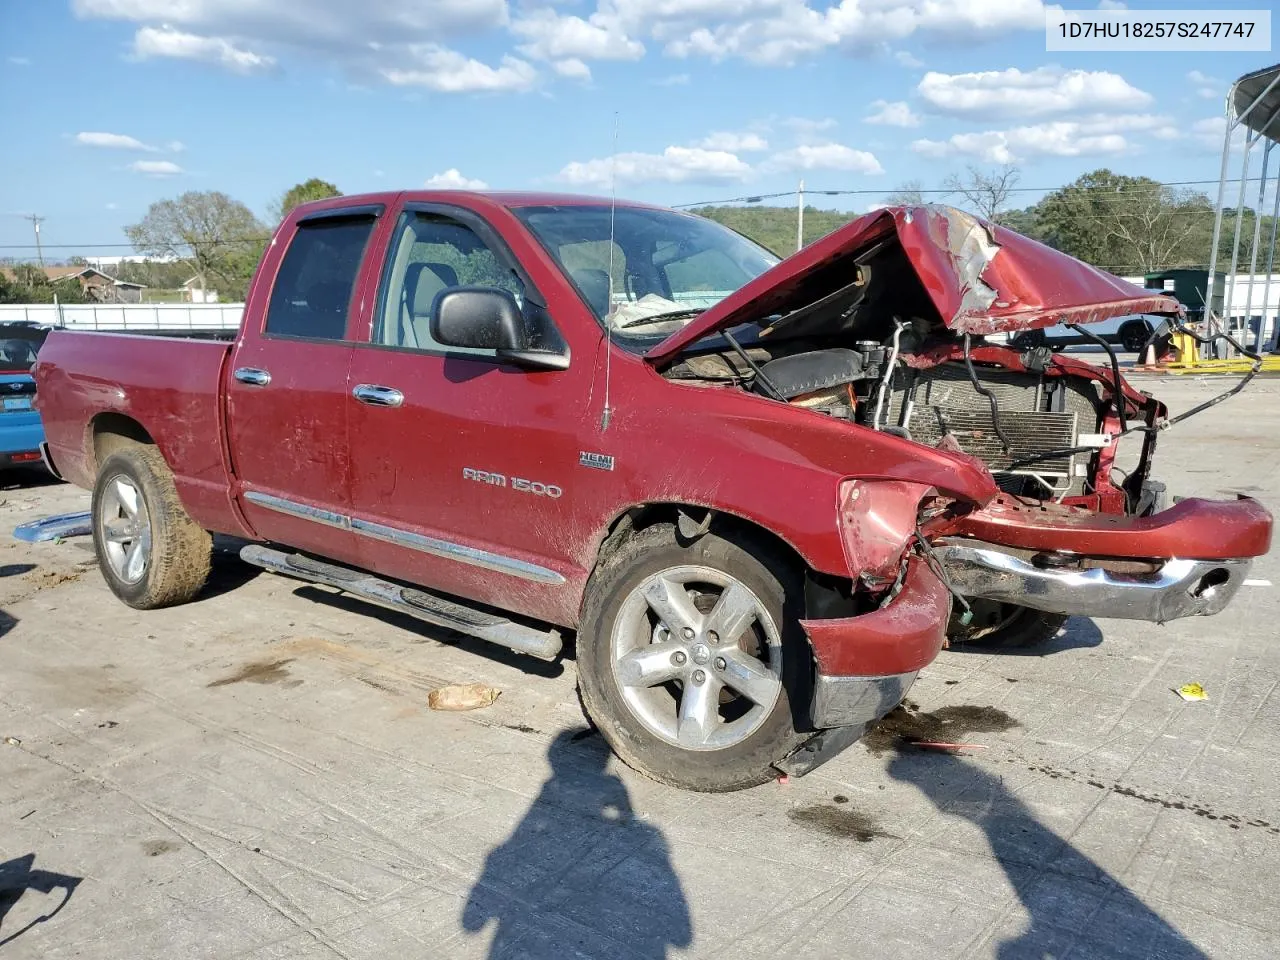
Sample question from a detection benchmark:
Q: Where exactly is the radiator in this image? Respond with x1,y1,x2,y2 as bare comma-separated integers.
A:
885,363,1100,494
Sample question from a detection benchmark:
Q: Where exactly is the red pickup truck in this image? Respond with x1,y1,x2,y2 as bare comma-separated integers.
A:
34,192,1271,791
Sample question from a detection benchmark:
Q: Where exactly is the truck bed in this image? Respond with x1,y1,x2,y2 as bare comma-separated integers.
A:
35,330,243,534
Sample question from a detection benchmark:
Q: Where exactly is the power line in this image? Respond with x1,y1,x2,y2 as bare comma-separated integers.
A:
673,176,1274,209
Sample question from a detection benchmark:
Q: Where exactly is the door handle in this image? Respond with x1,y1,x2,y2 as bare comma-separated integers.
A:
352,384,404,407
234,367,272,386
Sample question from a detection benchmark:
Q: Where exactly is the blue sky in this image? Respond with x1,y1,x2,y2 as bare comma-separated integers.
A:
0,0,1270,258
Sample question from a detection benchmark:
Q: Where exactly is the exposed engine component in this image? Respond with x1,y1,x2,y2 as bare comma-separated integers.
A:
754,348,866,399
882,363,1102,495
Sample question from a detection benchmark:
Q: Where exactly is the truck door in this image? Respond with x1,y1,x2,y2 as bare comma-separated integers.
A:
225,204,386,566
344,204,584,619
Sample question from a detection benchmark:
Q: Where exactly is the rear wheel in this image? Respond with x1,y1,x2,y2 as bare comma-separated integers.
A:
92,445,212,609
1120,320,1150,353
577,524,812,792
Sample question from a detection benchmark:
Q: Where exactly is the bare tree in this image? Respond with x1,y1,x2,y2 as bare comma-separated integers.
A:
943,164,1021,222
126,191,265,297
885,180,925,205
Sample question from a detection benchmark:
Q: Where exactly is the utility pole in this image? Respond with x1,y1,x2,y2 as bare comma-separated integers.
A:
796,179,805,253
23,214,45,266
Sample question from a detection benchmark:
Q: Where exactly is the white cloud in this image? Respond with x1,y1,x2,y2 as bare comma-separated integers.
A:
381,46,537,93
7,56,31,66
654,72,690,86
76,131,157,151
660,0,1046,66
767,143,883,174
911,114,1179,163
918,66,1152,119
76,0,512,85
129,160,183,177
864,100,920,128
1191,115,1247,152
425,168,489,189
74,0,507,47
512,10,643,62
1187,69,1222,100
133,25,275,73
893,50,923,69
1096,0,1126,8
105,202,119,210
696,131,769,152
782,116,838,143
558,146,752,186
552,58,592,80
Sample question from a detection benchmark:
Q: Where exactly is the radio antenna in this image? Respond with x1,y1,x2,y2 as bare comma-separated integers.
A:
601,112,619,431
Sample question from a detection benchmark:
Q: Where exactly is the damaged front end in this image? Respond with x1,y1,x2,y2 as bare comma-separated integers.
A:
652,204,1272,663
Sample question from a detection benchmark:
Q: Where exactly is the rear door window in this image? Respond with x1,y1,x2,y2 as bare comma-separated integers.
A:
266,217,376,340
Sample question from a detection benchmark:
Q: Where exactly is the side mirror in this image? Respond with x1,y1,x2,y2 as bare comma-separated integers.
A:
431,287,526,352
431,287,570,371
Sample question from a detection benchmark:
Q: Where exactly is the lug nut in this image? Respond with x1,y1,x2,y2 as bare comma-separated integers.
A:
672,651,687,665
714,657,726,671
691,669,706,684
707,630,719,644
682,627,695,640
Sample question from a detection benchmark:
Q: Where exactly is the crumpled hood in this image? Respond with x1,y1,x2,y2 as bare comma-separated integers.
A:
646,205,1180,365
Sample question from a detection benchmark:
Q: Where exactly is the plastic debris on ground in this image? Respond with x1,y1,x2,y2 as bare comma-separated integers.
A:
427,683,501,711
13,512,93,543
1176,682,1209,702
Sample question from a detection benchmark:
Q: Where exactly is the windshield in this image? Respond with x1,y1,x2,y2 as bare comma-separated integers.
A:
513,205,779,345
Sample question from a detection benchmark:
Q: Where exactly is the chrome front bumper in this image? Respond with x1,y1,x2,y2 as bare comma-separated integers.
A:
936,543,1252,622
812,671,918,730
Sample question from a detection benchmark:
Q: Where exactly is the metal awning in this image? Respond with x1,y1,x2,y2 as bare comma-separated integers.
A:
1233,63,1280,140
1206,62,1280,355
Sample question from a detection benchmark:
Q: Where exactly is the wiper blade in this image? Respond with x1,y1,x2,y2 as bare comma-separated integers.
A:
614,308,704,330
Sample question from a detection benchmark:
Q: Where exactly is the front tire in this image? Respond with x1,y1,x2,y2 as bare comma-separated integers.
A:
92,445,212,609
951,601,1067,649
577,524,812,792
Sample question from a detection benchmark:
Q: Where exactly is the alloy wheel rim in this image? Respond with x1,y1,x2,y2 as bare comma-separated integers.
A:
99,475,152,584
610,564,784,752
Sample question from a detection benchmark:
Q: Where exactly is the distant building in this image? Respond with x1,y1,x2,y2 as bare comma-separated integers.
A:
1,266,146,304
181,276,219,303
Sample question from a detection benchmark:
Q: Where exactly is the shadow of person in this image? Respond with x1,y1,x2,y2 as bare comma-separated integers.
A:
0,853,82,948
463,730,692,959
885,751,1207,959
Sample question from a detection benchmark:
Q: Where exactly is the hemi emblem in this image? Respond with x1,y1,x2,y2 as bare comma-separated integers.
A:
579,451,615,471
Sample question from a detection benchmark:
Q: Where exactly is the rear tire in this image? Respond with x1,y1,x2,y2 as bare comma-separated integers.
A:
92,445,212,609
577,524,812,792
1120,321,1150,353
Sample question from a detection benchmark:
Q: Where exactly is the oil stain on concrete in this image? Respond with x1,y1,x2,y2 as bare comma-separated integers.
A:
862,703,1020,755
788,804,896,842
207,658,296,688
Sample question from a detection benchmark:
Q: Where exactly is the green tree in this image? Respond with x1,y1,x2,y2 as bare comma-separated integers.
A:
273,178,343,222
126,191,266,300
1035,170,1212,274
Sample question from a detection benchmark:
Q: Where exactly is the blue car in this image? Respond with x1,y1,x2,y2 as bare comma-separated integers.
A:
0,323,51,469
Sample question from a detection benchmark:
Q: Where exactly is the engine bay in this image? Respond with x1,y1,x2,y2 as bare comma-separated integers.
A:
659,233,1134,503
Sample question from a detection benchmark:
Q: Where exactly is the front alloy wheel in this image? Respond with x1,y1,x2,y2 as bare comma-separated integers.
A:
611,565,784,751
577,524,812,792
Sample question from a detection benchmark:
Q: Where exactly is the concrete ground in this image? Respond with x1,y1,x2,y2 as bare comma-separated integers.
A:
1,375,1278,959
